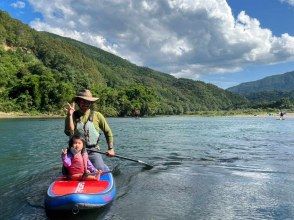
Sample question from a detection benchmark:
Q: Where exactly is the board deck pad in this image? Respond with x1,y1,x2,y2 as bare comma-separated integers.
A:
51,179,109,196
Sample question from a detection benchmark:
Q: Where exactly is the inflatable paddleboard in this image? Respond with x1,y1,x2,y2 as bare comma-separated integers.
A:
45,172,116,213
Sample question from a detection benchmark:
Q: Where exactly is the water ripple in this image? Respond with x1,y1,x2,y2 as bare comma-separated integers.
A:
1,117,294,219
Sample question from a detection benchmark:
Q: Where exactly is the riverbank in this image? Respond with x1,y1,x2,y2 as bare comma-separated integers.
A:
232,112,294,118
186,110,294,118
1,111,293,119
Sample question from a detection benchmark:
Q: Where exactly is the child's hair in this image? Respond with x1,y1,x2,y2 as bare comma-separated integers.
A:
68,133,86,154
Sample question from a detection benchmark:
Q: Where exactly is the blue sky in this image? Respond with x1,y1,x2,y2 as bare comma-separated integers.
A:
1,0,293,89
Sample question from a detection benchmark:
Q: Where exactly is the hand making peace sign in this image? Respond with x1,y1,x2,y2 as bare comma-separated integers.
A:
65,102,75,116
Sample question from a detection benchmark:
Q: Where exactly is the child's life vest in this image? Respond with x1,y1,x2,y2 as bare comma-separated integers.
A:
67,152,88,176
62,151,98,178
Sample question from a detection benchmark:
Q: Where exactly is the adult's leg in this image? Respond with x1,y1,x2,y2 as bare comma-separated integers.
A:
88,152,110,171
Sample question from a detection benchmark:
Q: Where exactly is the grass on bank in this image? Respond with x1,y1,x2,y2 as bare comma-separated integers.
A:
0,108,293,118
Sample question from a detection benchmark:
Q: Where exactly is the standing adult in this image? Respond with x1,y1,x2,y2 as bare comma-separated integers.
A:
64,89,115,171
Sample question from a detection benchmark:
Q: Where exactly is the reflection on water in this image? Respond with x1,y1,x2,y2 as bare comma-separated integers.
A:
0,116,294,219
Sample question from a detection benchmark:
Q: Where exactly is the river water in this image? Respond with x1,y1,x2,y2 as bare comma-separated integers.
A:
0,116,293,219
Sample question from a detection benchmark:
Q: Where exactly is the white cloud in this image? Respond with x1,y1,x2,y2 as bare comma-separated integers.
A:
280,0,294,6
11,1,25,9
31,18,118,55
27,0,294,79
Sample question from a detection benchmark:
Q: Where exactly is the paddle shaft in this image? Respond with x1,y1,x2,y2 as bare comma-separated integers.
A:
87,148,153,168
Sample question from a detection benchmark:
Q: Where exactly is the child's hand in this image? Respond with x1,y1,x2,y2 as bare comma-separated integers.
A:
96,169,103,175
95,169,103,179
61,148,67,155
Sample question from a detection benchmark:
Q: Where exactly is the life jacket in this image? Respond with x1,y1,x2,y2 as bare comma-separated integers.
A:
67,151,88,176
75,111,100,147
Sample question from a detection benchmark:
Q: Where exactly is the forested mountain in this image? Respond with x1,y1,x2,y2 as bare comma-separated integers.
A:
0,10,247,116
227,71,294,109
227,71,294,95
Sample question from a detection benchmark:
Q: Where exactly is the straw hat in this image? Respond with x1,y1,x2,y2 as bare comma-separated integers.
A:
73,89,99,102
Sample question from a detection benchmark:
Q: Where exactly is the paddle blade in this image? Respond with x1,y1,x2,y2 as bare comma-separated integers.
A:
138,160,154,170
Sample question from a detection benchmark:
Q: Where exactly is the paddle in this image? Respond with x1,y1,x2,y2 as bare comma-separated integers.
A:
87,148,154,169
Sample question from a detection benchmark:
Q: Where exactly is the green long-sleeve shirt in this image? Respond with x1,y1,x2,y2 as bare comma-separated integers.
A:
64,109,113,143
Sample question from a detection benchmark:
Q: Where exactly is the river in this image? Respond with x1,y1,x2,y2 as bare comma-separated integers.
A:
0,116,293,219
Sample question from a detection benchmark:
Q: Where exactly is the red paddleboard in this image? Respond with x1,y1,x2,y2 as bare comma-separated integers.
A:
51,178,109,196
45,173,116,211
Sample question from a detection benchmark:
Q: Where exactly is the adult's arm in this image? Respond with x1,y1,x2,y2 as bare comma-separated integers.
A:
64,102,75,136
64,114,75,136
96,112,114,149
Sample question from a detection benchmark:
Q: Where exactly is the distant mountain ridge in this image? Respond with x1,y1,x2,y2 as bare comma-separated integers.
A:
227,71,294,95
227,71,294,109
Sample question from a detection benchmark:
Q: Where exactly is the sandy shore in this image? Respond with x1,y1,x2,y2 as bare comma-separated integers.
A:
232,112,294,118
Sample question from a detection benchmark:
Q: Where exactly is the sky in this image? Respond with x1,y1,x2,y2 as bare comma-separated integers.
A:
0,0,293,89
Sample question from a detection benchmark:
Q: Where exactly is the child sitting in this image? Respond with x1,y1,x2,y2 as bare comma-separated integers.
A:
61,134,102,180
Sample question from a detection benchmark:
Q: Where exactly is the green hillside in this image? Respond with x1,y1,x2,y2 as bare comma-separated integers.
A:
227,71,294,95
0,10,247,116
227,71,294,110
